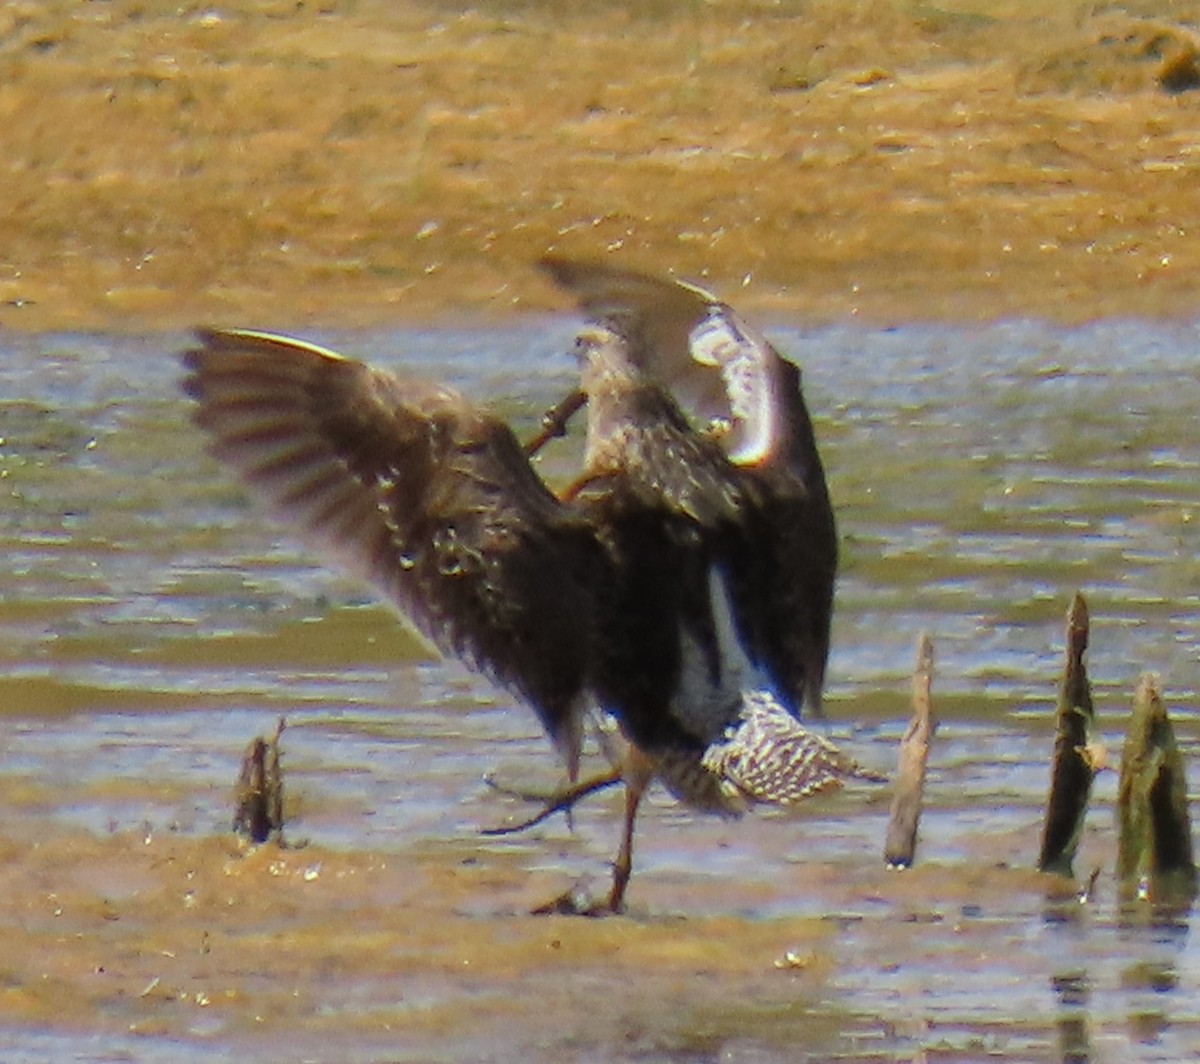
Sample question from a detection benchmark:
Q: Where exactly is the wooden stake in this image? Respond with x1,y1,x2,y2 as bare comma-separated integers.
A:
1038,592,1099,876
884,633,936,869
233,716,287,844
1116,674,1197,903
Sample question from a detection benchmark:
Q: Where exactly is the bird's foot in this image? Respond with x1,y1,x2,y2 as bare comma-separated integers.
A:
530,882,624,918
482,769,623,836
482,775,563,804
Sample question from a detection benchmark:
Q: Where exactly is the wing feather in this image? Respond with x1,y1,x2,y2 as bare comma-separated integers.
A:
183,328,599,749
540,255,785,465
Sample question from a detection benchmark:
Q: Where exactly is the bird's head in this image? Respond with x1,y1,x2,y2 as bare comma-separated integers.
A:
573,324,639,394
573,324,642,472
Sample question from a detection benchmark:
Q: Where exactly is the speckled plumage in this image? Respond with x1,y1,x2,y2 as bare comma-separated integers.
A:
182,263,865,912
699,691,884,809
540,255,838,719
182,328,601,774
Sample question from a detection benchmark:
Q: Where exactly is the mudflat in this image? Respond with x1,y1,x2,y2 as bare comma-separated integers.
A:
2,3,1199,1057
3,0,1198,331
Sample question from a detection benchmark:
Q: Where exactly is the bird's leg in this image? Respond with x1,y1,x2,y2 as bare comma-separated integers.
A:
557,472,607,504
482,767,623,836
526,752,653,917
602,751,654,914
605,777,643,913
524,388,586,456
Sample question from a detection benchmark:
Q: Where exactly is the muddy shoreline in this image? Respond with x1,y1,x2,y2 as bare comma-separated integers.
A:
2,2,1200,1057
4,0,1199,333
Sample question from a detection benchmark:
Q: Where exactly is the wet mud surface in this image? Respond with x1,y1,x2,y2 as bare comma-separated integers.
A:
4,322,1200,1060
3,1,1200,1060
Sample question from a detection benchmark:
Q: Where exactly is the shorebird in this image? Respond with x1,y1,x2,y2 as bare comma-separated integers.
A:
536,255,838,719
542,321,874,911
182,267,867,912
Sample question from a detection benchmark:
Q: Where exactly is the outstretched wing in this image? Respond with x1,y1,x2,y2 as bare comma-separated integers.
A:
540,255,786,466
182,328,600,754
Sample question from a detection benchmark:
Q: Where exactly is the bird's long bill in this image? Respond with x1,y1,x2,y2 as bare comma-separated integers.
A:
525,388,587,456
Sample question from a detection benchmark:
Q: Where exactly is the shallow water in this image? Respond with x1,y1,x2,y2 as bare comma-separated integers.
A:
1,319,1199,1061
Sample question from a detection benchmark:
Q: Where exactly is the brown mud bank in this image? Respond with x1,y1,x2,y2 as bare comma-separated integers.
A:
2,0,1199,332
0,812,1063,1059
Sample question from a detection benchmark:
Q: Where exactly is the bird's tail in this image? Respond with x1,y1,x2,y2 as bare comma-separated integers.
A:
701,690,885,806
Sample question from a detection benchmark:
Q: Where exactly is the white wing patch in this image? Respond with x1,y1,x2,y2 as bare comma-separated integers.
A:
671,565,769,744
686,304,779,466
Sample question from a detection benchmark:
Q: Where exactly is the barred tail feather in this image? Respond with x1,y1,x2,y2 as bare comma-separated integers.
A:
701,691,884,807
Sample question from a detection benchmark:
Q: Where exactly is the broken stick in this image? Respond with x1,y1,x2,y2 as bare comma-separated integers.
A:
884,632,936,869
1116,673,1197,903
1038,592,1100,877
233,716,287,844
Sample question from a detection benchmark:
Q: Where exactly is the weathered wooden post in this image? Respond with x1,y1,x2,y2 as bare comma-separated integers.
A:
884,632,935,869
233,716,287,844
1116,674,1196,905
1038,593,1102,877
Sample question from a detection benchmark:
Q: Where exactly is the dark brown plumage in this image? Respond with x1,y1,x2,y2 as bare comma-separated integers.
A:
539,256,838,718
183,328,601,775
182,269,861,913
560,323,871,909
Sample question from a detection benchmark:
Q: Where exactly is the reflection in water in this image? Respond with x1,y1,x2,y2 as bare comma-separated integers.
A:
1122,957,1180,1050
1052,969,1091,1064
1,322,1200,1059
1047,893,1194,1062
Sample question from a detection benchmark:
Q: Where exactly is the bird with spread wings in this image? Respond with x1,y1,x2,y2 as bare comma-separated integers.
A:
536,255,838,720
182,258,875,913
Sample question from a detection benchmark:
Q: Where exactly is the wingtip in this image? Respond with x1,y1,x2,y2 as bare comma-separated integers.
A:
180,327,248,387
537,253,597,291
181,327,218,385
182,328,350,365
670,274,720,305
182,328,254,374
